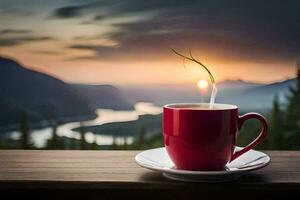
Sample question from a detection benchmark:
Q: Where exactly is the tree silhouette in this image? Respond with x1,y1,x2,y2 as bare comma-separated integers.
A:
50,121,58,149
268,94,284,149
111,136,117,150
283,62,300,149
91,135,99,150
70,138,77,150
137,124,146,149
79,122,86,150
19,111,31,149
286,63,300,128
123,137,128,150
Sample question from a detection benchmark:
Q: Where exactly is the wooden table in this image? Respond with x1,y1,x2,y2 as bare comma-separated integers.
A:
0,150,299,199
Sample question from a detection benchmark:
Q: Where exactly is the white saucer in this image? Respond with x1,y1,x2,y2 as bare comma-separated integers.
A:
135,147,270,182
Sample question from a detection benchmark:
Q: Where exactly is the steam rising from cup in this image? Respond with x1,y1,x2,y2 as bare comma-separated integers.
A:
171,48,218,109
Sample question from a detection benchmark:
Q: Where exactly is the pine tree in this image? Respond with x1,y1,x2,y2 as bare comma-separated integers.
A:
50,121,58,149
111,136,117,150
70,138,77,150
137,124,146,149
91,135,99,150
285,63,300,128
79,122,86,150
283,62,300,149
19,111,31,149
269,94,284,149
123,137,128,150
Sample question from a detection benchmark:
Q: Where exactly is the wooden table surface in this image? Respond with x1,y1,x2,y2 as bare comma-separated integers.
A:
0,150,299,199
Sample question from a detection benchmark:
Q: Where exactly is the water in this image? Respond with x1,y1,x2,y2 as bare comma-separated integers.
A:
9,102,162,148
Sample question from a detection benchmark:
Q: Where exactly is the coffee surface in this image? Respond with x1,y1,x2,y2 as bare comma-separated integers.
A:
165,103,237,110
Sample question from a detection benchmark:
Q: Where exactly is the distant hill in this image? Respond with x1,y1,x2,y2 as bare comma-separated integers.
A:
216,79,296,111
120,80,263,106
0,57,133,128
121,79,297,111
217,79,263,91
0,57,96,127
71,84,133,110
247,79,296,94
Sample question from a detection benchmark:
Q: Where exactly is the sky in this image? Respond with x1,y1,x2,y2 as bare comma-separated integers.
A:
0,0,299,85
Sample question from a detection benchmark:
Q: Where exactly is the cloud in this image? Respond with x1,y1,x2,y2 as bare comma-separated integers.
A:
1,0,292,63
30,50,62,55
69,44,118,57
0,35,55,47
0,29,32,35
0,9,33,18
0,28,55,47
50,5,87,19
66,0,300,63
93,14,105,21
49,0,179,20
49,1,107,19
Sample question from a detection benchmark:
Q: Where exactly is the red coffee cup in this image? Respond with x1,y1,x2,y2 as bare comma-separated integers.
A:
163,103,268,171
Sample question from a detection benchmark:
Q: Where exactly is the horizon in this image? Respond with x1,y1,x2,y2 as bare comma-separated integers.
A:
1,0,299,85
0,55,297,87
1,54,297,86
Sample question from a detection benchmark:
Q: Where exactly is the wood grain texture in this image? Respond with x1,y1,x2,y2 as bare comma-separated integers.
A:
0,150,299,199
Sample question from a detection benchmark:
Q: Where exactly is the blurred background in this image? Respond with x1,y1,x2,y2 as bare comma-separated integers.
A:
0,0,299,150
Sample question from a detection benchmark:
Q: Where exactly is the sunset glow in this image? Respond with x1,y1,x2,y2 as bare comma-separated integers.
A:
197,80,209,89
0,0,298,85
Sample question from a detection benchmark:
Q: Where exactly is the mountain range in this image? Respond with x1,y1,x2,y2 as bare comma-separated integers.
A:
71,84,133,110
218,79,296,111
0,56,297,128
0,57,133,128
121,78,296,112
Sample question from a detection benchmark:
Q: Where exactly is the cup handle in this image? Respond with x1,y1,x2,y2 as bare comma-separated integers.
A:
230,112,268,162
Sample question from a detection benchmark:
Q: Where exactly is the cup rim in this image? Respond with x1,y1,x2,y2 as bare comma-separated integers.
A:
164,103,238,110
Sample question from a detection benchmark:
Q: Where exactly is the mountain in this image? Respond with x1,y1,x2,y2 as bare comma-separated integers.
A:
120,80,263,106
0,56,135,128
216,79,296,111
227,78,297,110
217,79,263,91
121,79,296,112
0,57,97,127
120,84,203,105
71,84,133,110
247,79,296,94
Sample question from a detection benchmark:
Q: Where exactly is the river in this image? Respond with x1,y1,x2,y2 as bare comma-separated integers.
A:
9,102,162,148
